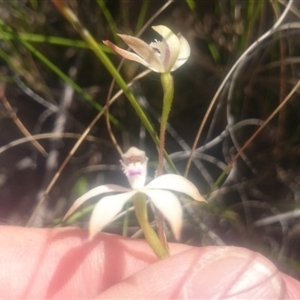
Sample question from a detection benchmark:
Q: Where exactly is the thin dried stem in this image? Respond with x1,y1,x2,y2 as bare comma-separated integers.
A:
0,89,47,157
0,132,106,155
229,77,300,167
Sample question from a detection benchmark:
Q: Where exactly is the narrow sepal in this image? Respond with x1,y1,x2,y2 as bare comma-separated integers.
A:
143,189,183,240
146,174,206,202
63,184,131,221
89,190,137,239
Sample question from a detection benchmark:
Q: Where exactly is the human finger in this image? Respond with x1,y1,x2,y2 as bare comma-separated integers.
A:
0,225,188,299
97,246,292,299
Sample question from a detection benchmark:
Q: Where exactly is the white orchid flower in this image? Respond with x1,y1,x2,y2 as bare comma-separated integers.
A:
103,25,190,73
63,147,205,240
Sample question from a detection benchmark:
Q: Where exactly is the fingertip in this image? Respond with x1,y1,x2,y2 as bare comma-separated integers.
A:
97,247,289,299
0,226,158,299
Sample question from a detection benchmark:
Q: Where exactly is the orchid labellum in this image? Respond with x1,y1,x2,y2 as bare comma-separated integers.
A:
63,147,206,241
103,25,190,73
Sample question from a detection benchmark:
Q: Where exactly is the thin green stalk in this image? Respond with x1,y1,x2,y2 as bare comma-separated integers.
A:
0,31,110,50
22,41,104,109
155,72,174,253
185,0,196,11
157,72,174,176
121,0,130,30
61,204,95,226
133,193,169,259
96,0,119,42
135,0,149,34
208,166,230,196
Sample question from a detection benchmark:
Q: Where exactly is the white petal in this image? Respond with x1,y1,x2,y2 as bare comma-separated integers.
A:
111,34,164,72
89,190,137,239
151,25,180,72
145,174,206,202
103,40,155,70
63,184,131,221
143,189,182,240
171,33,191,71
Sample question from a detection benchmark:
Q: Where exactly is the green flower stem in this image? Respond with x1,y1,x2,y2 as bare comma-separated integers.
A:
155,72,174,255
157,72,174,176
133,193,169,259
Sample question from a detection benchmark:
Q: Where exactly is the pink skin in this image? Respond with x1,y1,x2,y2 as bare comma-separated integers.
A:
0,226,300,299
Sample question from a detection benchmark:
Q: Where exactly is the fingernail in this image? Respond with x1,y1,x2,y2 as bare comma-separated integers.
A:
184,247,285,299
